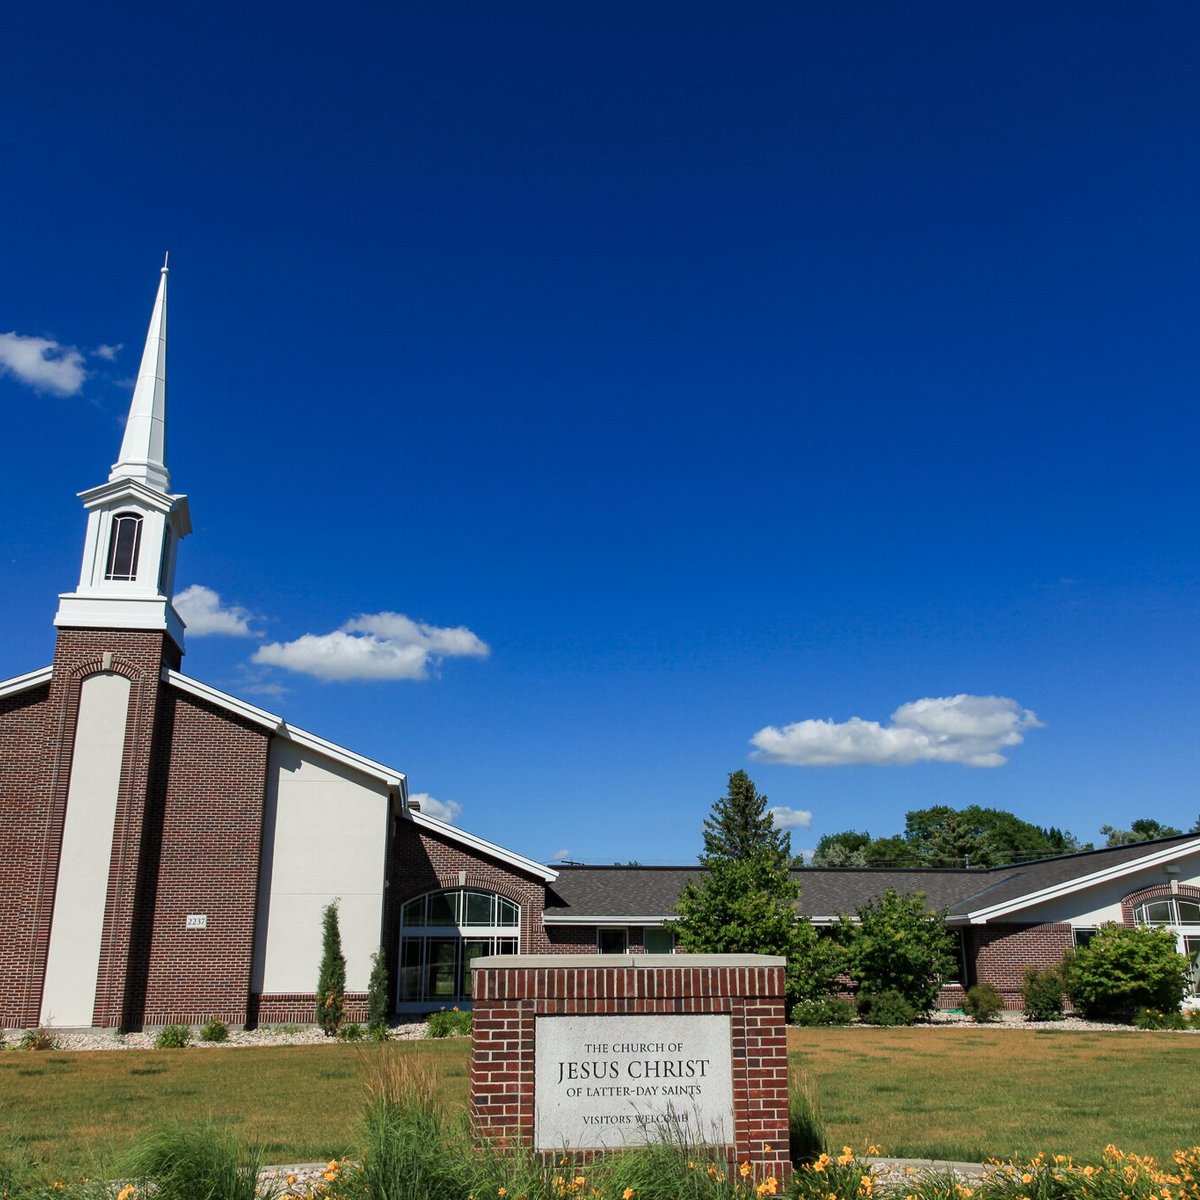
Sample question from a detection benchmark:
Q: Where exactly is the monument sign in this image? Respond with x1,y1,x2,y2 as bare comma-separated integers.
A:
471,953,791,1183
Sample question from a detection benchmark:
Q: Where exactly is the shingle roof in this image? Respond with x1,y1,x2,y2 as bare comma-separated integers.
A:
943,833,1200,916
543,834,1200,923
544,864,982,921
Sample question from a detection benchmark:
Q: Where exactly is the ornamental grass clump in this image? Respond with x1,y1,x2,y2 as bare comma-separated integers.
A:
154,1024,191,1049
119,1120,265,1200
199,1018,229,1043
18,1026,59,1051
788,1069,826,1163
356,1046,462,1200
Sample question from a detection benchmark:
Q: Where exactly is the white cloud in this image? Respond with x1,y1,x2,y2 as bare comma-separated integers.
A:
93,343,122,361
551,849,571,862
252,611,489,682
412,792,462,823
0,332,87,396
768,806,813,830
176,584,259,637
751,694,1043,768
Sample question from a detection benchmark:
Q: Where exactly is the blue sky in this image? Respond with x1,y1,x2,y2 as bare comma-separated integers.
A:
3,3,1198,864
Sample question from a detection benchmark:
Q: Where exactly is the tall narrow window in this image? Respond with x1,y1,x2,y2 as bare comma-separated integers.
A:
105,513,143,581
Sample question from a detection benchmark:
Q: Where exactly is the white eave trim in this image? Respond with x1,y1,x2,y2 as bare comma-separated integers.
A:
543,913,668,925
165,669,282,731
410,810,558,883
0,665,53,699
164,669,407,793
281,723,406,791
963,837,1200,923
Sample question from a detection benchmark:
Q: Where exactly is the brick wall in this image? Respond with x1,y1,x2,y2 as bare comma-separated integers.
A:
968,922,1075,1008
471,958,790,1182
0,629,184,1028
386,818,553,996
136,688,271,1026
0,680,52,1027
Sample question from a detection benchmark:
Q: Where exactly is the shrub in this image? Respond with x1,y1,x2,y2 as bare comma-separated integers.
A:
18,1026,59,1051
368,948,390,1042
840,889,957,1018
121,1120,261,1200
316,900,347,1036
337,1021,366,1042
1021,966,1065,1021
963,983,1005,1023
1062,924,1190,1021
155,1024,192,1049
425,1007,472,1038
857,989,919,1026
790,995,856,1026
199,1018,229,1043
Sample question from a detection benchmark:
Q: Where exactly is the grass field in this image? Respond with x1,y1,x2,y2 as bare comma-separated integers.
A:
1,1027,1197,1176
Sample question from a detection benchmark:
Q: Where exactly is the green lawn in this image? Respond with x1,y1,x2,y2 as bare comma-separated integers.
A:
787,1025,1200,1164
1,1028,1197,1177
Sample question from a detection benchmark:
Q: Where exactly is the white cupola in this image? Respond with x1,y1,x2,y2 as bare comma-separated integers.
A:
54,260,192,651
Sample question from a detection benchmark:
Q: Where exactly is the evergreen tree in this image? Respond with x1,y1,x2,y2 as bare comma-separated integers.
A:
367,948,390,1041
316,900,346,1036
701,769,791,866
672,771,841,1007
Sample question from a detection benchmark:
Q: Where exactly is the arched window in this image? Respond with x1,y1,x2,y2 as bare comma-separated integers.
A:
1133,895,1200,998
105,512,143,581
397,888,519,1007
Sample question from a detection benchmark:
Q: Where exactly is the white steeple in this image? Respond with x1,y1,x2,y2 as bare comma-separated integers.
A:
111,255,170,491
55,262,192,651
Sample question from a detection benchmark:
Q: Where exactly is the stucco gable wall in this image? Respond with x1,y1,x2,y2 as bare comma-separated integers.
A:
252,738,390,995
991,850,1200,926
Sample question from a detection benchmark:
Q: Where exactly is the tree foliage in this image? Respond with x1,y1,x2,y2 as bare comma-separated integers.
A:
838,888,957,1018
813,805,1088,869
316,900,347,1036
672,771,841,1007
1100,818,1184,847
1062,924,1190,1020
701,769,792,866
367,947,390,1041
810,831,870,867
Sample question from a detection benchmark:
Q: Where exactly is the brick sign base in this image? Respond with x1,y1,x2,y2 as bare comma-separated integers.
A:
470,954,790,1182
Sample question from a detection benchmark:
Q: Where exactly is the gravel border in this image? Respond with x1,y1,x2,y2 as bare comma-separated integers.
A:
0,1022,430,1051
5,1009,1198,1052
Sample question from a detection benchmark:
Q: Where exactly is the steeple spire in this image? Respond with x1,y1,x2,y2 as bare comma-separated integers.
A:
110,255,170,491
56,262,191,653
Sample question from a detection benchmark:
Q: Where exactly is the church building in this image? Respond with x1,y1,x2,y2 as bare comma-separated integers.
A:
2,268,1198,1031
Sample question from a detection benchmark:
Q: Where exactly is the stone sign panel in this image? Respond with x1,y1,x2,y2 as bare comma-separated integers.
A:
534,1013,734,1149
